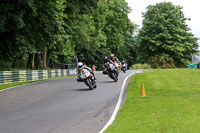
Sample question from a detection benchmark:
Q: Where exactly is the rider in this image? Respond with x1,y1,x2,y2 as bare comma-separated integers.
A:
103,56,113,64
110,54,120,63
77,62,96,81
121,60,128,70
122,60,127,66
102,56,113,74
110,54,121,69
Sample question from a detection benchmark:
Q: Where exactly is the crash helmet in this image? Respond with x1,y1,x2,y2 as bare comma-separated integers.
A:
111,54,114,57
78,62,84,69
104,56,108,61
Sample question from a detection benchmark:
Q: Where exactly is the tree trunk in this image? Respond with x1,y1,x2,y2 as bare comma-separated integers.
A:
35,53,42,69
46,51,50,68
27,54,35,69
42,46,47,69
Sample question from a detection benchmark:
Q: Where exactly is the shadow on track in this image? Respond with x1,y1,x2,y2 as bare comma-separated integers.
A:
72,88,92,91
99,81,115,84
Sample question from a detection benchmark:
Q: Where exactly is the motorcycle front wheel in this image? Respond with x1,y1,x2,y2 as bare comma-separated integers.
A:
84,78,94,90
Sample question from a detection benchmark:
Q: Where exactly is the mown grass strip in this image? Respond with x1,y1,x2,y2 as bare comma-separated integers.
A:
0,75,75,91
105,69,200,133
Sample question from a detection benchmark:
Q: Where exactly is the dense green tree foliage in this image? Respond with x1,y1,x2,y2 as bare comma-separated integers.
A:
0,0,137,70
102,0,137,65
1,1,197,70
0,0,71,69
138,2,198,68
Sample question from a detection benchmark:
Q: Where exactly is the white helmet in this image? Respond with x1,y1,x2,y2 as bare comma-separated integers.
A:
78,62,83,69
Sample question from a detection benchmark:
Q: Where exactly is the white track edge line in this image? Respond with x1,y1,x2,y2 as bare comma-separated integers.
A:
99,70,136,133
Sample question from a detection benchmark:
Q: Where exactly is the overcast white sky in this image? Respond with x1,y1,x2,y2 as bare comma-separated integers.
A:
125,0,200,47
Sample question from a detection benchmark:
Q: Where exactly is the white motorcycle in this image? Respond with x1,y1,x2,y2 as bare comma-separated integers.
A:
79,68,96,90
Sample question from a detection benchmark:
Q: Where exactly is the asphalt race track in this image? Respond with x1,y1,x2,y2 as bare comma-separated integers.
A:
0,70,135,133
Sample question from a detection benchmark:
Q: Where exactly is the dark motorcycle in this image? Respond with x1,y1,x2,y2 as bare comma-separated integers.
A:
105,62,119,82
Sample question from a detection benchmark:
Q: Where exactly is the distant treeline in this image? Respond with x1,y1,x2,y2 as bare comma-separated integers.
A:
0,0,137,70
0,1,198,70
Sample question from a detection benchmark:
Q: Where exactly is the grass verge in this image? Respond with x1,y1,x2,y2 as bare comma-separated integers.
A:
105,69,200,133
0,75,75,91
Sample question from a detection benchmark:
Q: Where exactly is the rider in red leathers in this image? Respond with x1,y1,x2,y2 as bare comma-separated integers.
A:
110,54,120,63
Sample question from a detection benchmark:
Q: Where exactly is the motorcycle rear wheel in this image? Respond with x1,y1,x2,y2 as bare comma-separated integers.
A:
112,72,118,82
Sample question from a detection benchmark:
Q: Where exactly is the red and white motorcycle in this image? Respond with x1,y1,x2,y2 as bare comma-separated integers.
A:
79,68,97,90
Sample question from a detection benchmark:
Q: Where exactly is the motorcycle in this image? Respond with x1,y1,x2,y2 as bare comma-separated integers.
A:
78,68,96,90
105,62,119,82
114,62,121,72
121,63,127,73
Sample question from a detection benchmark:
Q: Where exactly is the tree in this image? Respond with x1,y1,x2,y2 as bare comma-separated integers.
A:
103,0,129,54
0,0,73,69
138,2,198,68
0,0,33,67
26,0,72,69
0,0,137,70
64,0,100,66
118,19,137,66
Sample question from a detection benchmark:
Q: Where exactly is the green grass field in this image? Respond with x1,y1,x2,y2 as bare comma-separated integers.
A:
0,75,75,91
105,69,200,133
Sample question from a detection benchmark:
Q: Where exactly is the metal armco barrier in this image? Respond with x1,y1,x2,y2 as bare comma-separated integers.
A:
0,69,76,84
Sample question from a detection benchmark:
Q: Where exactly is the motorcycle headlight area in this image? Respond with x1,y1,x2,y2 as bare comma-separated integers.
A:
81,70,86,75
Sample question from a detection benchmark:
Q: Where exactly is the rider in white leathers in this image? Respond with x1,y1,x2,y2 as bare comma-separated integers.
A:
77,62,96,81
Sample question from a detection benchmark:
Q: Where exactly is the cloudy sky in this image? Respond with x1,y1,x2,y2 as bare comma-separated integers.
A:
125,0,200,47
